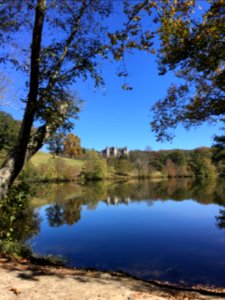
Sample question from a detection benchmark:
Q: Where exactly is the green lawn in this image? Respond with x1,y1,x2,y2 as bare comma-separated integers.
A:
20,151,85,182
30,151,84,169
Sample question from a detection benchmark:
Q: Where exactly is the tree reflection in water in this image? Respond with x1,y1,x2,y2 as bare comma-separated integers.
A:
216,209,225,229
46,200,82,226
31,178,225,228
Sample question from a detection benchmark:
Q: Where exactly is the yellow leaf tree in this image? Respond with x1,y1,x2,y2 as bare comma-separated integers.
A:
63,133,82,159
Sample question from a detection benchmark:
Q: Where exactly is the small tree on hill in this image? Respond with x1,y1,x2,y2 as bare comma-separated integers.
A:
63,133,82,159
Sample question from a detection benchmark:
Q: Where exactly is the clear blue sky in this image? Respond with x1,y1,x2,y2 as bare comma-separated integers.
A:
0,3,221,152
68,51,220,151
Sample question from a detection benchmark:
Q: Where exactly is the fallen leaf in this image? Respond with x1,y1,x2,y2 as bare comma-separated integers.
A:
9,287,21,295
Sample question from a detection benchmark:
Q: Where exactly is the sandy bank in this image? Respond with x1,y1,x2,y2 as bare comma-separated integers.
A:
0,257,224,300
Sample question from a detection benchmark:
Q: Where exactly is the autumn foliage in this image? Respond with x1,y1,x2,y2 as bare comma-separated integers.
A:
63,133,82,159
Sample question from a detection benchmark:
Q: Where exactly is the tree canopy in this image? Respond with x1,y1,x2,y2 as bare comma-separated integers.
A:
150,0,225,141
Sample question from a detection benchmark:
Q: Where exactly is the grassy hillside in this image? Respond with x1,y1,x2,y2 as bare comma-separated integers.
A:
21,152,84,182
30,152,84,169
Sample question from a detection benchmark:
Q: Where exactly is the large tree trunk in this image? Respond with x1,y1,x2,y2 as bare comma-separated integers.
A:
0,0,46,200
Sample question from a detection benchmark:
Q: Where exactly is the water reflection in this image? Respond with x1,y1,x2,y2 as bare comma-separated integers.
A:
1,178,224,288
31,178,225,228
216,209,225,229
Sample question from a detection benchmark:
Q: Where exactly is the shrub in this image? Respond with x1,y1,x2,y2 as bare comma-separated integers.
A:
0,183,39,257
53,157,80,181
83,151,107,180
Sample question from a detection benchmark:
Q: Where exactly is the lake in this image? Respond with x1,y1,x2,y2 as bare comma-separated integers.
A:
29,178,225,288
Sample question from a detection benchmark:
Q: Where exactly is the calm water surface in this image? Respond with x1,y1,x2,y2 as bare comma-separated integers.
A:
29,179,225,287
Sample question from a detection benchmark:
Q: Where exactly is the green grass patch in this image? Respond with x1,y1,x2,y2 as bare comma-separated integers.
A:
20,151,84,182
30,152,84,169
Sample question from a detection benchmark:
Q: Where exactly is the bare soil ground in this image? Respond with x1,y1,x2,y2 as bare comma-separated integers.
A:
0,257,224,300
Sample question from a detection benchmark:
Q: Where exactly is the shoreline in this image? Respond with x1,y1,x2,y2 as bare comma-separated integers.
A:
1,254,224,300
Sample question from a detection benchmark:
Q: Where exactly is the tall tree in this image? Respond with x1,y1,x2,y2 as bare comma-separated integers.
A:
0,0,46,199
63,133,82,158
0,0,155,200
212,131,225,175
150,0,225,141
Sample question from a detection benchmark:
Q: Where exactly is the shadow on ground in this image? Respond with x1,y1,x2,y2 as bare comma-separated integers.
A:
1,256,225,300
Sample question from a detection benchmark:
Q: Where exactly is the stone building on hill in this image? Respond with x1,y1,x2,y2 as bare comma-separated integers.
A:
102,147,129,158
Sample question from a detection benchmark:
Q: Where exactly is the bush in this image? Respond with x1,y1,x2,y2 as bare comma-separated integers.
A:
0,240,32,258
83,151,107,180
53,157,79,181
0,183,39,257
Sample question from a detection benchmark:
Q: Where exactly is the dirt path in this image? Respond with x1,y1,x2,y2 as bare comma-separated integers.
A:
0,258,224,300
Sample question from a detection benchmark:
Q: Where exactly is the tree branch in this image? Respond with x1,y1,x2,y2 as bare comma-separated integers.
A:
46,0,88,88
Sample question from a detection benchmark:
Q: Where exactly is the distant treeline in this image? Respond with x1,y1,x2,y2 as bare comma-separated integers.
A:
0,111,224,182
122,147,224,178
